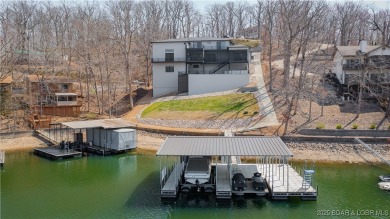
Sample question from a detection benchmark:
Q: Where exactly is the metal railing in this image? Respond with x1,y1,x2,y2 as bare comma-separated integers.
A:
151,57,186,63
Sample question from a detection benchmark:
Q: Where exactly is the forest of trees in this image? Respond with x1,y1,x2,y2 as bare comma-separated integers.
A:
0,0,389,129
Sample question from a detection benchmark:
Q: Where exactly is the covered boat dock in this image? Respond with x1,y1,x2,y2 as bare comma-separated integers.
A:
156,136,317,200
35,119,136,158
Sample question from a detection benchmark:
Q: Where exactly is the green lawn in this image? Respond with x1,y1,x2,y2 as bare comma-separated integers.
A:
141,93,259,120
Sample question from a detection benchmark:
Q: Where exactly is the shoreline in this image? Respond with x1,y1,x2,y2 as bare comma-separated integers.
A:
1,132,390,165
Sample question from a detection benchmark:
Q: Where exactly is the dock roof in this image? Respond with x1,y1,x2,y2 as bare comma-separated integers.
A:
156,136,293,157
61,118,135,129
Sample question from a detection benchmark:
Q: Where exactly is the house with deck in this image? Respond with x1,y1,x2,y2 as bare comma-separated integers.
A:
333,40,390,99
152,37,250,97
26,75,82,116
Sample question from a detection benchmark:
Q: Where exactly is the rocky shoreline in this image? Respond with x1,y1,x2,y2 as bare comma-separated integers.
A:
1,130,390,164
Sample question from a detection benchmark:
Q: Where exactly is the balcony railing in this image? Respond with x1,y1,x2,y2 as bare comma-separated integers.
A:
204,46,228,50
229,57,248,63
151,58,186,63
186,57,204,62
185,70,248,75
342,63,366,70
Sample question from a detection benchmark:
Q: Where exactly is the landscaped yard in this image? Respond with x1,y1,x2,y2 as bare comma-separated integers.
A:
141,93,259,120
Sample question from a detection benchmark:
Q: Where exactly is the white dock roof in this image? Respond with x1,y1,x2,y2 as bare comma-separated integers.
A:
61,118,135,129
156,136,293,157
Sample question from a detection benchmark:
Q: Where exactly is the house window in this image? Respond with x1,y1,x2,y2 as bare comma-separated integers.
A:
165,49,174,62
193,65,199,68
61,84,69,90
58,96,67,101
166,65,174,72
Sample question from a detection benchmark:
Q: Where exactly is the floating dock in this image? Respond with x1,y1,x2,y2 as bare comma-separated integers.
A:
157,136,317,201
34,147,82,160
258,164,317,200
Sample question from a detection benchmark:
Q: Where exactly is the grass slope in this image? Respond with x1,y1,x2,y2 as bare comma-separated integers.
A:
141,93,259,120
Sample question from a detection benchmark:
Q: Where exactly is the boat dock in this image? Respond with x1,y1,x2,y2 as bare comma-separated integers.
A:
34,147,82,160
33,119,136,160
0,151,4,167
156,136,317,201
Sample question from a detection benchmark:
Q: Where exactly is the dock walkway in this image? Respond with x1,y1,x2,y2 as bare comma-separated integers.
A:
161,162,184,198
216,164,232,198
0,151,4,167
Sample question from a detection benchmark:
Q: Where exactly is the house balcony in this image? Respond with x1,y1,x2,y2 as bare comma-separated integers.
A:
151,58,186,63
203,46,228,50
229,57,248,63
186,57,204,63
203,57,229,64
186,70,248,75
342,63,366,70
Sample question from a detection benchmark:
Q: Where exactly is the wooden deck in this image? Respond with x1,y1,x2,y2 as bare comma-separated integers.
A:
216,164,232,198
34,147,82,160
161,162,184,198
257,164,317,200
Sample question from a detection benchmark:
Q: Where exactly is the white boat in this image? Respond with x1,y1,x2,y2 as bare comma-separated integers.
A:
379,175,390,182
378,182,390,191
184,156,211,185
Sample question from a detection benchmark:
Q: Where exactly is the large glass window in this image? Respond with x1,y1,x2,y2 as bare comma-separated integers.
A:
165,65,174,72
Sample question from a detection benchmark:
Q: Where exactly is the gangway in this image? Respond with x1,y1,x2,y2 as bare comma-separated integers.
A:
354,138,390,167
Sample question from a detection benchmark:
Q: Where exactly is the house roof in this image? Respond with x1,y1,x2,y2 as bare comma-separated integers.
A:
336,45,382,56
27,75,76,83
0,76,13,84
153,37,231,43
61,118,136,129
156,136,293,157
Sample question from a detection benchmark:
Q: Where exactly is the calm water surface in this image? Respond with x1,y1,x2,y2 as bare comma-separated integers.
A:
1,150,390,219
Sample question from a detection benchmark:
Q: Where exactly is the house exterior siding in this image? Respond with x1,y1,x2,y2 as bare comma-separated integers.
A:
188,74,249,95
152,37,250,97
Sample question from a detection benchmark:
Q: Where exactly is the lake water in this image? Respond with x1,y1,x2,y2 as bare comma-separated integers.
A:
1,150,390,219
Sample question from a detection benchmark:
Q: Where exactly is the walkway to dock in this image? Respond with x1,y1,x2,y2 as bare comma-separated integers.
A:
0,151,4,167
161,162,184,198
355,138,390,167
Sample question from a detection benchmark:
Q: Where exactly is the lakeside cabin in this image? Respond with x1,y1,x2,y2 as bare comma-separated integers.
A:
34,119,137,159
157,136,317,201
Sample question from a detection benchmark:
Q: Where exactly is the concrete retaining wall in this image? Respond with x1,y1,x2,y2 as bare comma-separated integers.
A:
297,129,390,137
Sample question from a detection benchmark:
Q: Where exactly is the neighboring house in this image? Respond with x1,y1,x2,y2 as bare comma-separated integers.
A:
0,76,13,114
236,26,260,39
333,40,390,97
26,75,82,116
151,37,250,97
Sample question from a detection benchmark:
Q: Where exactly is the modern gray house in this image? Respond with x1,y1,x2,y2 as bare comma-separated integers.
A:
151,37,250,97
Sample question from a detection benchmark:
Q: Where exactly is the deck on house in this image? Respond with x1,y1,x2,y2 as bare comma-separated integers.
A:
161,162,185,198
258,164,317,200
34,147,82,160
